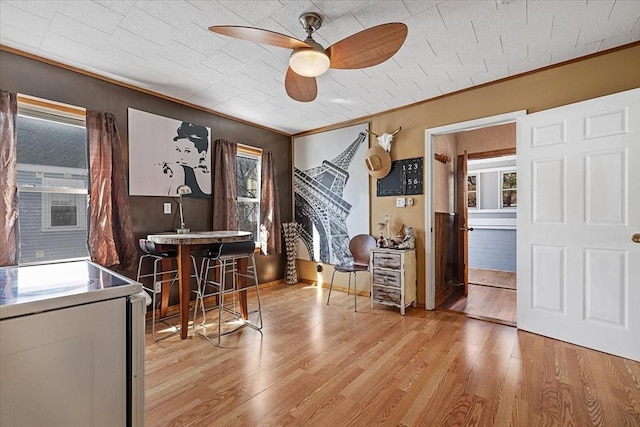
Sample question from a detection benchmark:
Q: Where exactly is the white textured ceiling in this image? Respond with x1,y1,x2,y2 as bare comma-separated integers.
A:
1,0,639,134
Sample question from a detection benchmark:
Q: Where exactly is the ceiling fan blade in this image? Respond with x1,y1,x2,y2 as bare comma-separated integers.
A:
285,68,317,102
209,26,311,49
327,23,408,69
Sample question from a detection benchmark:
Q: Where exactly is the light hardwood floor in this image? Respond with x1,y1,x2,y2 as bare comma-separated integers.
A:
440,284,517,326
145,284,640,426
469,267,516,290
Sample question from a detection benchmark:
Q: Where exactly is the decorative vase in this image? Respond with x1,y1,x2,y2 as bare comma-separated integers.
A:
282,222,300,284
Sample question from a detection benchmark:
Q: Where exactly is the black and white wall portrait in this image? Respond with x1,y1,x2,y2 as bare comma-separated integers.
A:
128,108,211,197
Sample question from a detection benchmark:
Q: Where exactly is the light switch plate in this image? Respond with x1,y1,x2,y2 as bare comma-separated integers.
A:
396,197,406,207
163,203,171,214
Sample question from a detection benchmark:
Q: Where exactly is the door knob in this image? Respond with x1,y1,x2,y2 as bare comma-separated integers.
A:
633,233,640,243
459,227,474,232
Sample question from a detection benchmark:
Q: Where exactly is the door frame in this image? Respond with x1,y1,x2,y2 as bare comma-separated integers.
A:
456,150,469,297
424,110,526,310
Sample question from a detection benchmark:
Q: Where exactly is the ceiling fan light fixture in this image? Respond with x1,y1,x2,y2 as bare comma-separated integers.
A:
210,12,407,102
289,47,330,77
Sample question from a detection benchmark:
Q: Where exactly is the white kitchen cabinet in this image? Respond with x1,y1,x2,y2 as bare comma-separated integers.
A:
370,248,417,315
0,260,146,427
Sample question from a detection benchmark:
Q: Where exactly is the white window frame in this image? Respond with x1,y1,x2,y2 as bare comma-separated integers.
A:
467,172,479,209
499,169,517,209
236,145,262,242
40,177,88,231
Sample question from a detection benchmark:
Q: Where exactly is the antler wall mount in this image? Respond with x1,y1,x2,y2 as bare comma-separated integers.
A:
209,13,408,102
366,126,402,152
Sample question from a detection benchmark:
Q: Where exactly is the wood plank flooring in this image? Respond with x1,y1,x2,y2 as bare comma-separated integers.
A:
440,284,517,326
145,284,640,426
469,267,516,290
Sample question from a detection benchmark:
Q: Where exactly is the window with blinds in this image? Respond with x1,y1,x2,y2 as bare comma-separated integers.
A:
16,95,89,264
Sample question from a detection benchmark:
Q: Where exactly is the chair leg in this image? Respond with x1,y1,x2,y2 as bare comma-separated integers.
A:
353,272,357,312
244,254,262,331
223,259,238,314
136,254,146,283
193,256,207,328
196,257,224,325
191,254,200,291
151,257,179,342
327,269,337,305
218,259,228,344
193,256,224,347
151,257,158,340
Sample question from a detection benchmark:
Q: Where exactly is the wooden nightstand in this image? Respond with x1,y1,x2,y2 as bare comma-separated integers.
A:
370,248,417,315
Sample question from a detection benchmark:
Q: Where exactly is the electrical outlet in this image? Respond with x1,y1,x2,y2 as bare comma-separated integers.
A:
396,197,406,208
163,203,171,214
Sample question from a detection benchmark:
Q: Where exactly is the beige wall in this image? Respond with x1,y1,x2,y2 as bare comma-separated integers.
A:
433,133,457,213
298,43,640,306
456,123,515,156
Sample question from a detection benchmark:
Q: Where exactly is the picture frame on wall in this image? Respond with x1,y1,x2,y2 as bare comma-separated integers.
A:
128,108,212,198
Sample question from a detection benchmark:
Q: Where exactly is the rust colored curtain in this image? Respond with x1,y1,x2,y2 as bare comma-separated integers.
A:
0,90,19,266
212,138,237,230
260,150,282,255
86,111,137,270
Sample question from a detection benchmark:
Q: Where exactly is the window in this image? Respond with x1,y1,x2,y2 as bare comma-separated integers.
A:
41,178,87,230
467,155,517,211
16,95,89,264
467,173,478,209
501,170,517,208
236,146,261,241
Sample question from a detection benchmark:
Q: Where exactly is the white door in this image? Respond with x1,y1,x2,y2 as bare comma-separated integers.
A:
517,88,640,361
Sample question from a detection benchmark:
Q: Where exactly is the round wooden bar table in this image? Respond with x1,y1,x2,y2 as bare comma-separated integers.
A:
146,231,252,339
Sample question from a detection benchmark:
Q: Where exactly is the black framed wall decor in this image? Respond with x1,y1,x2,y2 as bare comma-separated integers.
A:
376,157,423,196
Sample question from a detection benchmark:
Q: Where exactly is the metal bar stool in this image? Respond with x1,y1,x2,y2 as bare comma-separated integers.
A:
136,238,199,341
194,240,262,346
192,243,224,328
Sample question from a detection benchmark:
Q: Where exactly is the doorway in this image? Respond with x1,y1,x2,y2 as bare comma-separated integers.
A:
439,149,517,325
433,130,517,325
425,90,640,360
424,111,526,323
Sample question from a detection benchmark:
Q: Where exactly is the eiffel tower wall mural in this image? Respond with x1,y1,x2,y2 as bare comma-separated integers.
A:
294,123,370,265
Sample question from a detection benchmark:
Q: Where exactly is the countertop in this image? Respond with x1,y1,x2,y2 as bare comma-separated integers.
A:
146,230,252,245
0,260,142,320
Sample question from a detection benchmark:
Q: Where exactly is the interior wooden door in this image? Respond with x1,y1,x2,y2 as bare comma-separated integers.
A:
517,88,640,361
456,150,470,296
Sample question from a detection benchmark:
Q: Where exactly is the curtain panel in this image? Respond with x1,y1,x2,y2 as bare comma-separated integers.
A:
86,111,137,270
260,150,282,255
212,138,237,230
0,90,19,266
